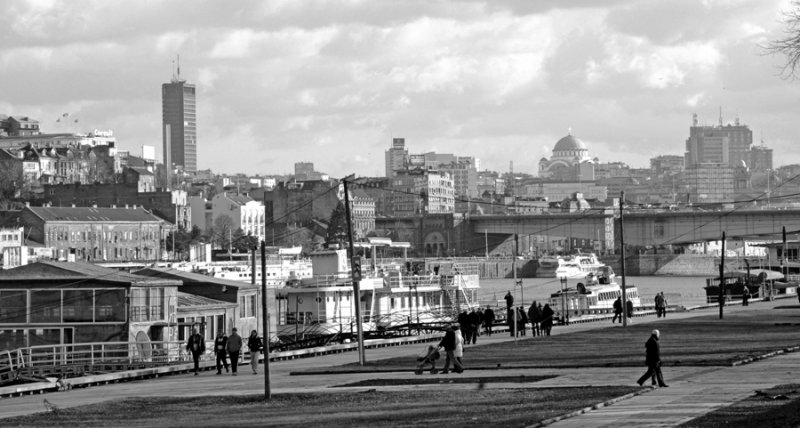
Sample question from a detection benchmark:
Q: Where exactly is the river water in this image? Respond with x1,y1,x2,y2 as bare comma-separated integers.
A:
477,276,710,308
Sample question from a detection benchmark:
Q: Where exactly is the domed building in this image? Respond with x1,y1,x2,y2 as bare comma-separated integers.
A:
538,133,595,181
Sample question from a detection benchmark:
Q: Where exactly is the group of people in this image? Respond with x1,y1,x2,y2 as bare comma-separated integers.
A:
504,292,555,337
185,327,264,376
611,296,635,323
654,292,668,317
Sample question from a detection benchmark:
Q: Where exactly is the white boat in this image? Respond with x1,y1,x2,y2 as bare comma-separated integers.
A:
173,257,313,287
548,266,641,314
275,249,480,337
554,252,605,279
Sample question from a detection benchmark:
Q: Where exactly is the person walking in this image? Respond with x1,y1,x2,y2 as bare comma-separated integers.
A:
483,306,495,336
742,285,750,306
626,299,634,323
468,308,481,344
528,301,539,337
517,306,528,336
540,303,554,336
226,327,243,376
612,296,623,323
454,325,465,370
247,330,263,375
213,330,229,375
438,325,464,374
186,326,205,376
637,329,668,387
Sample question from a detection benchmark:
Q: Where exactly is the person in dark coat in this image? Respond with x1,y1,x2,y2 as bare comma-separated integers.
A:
483,306,495,336
626,299,634,322
637,329,668,387
504,291,514,309
226,327,243,376
213,330,229,374
438,325,464,374
457,310,470,343
247,330,263,375
612,296,623,323
186,327,205,376
517,306,528,336
528,301,540,336
468,309,481,344
742,285,750,306
540,304,554,336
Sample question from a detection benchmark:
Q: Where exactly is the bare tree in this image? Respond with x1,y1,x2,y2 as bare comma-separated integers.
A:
767,1,800,79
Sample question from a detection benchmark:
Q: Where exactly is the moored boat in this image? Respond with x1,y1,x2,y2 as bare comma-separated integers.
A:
703,269,798,303
548,266,641,316
553,252,606,279
275,249,480,338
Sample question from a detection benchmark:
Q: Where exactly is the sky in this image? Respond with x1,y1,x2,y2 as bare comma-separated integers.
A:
2,0,800,179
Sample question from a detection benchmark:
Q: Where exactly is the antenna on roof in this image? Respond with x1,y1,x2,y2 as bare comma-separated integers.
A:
177,54,181,81
718,106,723,127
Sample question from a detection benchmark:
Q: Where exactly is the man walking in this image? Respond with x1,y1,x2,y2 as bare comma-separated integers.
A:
186,326,205,376
213,330,229,374
438,325,464,374
637,329,668,388
226,327,243,376
483,305,495,336
612,296,622,323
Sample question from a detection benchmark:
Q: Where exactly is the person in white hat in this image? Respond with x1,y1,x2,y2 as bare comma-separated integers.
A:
637,329,668,387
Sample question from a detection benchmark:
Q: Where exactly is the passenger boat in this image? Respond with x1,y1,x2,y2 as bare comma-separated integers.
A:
703,269,798,303
548,266,641,314
275,249,480,337
553,252,606,279
537,253,563,277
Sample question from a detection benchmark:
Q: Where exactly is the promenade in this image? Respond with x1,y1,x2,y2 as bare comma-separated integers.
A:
1,300,797,427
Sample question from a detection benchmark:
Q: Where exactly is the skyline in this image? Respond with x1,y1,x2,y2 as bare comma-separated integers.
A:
2,0,800,178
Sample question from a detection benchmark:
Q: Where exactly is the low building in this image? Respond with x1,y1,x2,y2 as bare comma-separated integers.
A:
0,261,181,351
133,267,267,341
0,227,26,269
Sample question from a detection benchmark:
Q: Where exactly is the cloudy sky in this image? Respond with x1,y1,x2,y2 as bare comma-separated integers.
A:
2,0,799,178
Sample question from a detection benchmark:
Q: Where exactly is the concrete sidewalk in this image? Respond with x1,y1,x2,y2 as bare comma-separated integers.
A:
0,300,796,427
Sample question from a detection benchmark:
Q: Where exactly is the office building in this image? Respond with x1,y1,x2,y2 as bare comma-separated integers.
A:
162,69,197,174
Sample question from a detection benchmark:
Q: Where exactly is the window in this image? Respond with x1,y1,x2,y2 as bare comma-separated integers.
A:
0,291,27,323
62,290,93,322
30,290,61,323
95,289,125,322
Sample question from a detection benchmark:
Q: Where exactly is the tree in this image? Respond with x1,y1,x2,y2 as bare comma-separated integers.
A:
231,228,259,253
325,201,349,248
767,1,800,78
213,214,235,250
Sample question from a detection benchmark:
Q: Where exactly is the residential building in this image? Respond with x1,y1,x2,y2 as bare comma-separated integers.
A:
521,181,607,203
349,188,376,240
650,155,685,177
20,206,164,262
0,261,181,351
390,169,455,217
210,193,265,241
162,74,197,174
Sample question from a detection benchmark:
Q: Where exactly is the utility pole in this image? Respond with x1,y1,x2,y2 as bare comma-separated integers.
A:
343,175,365,365
260,241,271,400
719,232,725,319
620,191,627,327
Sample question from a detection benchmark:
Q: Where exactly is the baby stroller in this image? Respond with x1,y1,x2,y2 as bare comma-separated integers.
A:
414,345,440,375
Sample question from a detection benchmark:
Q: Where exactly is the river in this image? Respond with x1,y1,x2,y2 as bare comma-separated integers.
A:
477,276,710,308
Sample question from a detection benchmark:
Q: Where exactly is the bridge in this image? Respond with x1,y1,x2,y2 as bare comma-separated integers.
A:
467,208,800,248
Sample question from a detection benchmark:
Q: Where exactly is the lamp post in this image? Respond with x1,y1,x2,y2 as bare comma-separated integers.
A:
560,276,568,325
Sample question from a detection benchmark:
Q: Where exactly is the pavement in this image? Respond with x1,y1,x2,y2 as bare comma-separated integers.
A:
1,299,798,427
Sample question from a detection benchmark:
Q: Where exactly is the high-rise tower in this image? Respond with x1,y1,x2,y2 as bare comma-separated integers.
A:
162,57,197,174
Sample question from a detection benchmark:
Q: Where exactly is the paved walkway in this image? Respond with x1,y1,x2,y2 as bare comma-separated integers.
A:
1,300,797,427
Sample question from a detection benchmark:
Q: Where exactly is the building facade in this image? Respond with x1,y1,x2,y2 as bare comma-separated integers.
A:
162,78,197,174
390,170,455,217
210,193,265,242
385,138,408,177
20,206,164,262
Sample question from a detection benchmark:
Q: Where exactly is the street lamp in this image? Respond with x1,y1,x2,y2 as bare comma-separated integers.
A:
560,276,568,325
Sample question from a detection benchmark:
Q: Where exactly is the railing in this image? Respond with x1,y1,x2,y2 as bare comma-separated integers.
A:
1,340,215,383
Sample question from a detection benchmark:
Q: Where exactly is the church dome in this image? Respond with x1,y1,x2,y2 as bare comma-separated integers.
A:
553,134,587,152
